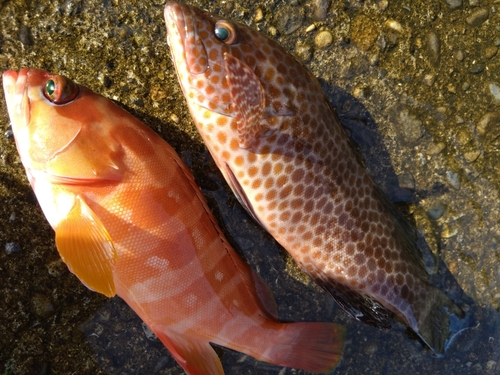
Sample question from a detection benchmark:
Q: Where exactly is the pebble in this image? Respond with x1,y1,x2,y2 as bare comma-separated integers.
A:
469,62,485,74
312,0,330,21
397,171,415,190
422,73,436,86
427,202,446,220
464,150,480,162
426,31,441,68
4,128,14,140
397,109,424,144
314,30,333,49
169,113,180,124
455,50,464,61
485,360,497,372
484,46,498,59
295,42,313,62
385,19,403,34
477,112,500,136
350,15,378,51
5,242,21,254
489,82,500,101
253,8,264,23
277,6,303,35
442,0,462,10
142,322,157,340
446,170,461,189
19,24,34,46
466,8,489,27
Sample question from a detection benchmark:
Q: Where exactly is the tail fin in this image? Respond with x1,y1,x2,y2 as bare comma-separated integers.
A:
416,286,464,355
254,322,345,373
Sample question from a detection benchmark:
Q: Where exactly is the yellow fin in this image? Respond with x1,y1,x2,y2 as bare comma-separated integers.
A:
55,196,117,297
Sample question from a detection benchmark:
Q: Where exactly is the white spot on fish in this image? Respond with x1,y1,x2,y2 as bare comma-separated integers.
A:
187,293,197,305
215,270,224,282
146,255,170,270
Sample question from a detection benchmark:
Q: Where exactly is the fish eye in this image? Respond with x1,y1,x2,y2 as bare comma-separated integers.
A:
214,20,238,44
44,75,80,104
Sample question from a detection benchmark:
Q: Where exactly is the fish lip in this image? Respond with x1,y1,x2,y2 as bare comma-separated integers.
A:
2,68,31,132
164,1,208,75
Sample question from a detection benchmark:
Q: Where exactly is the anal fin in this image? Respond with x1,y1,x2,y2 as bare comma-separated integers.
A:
315,275,392,329
155,329,223,375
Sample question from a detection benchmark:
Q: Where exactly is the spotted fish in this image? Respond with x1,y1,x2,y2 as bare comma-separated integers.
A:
164,1,464,353
3,68,344,375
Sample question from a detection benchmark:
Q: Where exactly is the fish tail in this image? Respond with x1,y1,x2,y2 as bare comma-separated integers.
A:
255,321,345,373
416,285,464,355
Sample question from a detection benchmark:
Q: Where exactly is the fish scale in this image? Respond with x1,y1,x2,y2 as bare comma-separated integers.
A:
165,1,464,354
3,67,344,375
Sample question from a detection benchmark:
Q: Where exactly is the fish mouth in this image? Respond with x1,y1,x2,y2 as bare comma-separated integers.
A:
164,1,209,75
2,68,31,132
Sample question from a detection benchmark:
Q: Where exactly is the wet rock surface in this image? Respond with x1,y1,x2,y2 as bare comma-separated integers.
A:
1,0,500,374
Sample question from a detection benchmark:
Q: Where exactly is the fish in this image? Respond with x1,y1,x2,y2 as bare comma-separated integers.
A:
2,68,345,375
164,1,464,354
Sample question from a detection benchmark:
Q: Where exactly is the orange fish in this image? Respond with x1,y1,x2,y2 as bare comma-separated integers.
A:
2,68,344,374
164,1,463,353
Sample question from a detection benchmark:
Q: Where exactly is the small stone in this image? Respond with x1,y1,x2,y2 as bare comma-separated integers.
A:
422,73,436,86
369,53,380,66
352,86,371,100
462,82,470,91
489,82,500,101
447,83,456,94
484,46,498,59
397,109,424,144
464,150,480,162
427,202,446,220
469,62,485,74
150,85,166,102
397,171,415,190
485,360,497,372
455,50,464,61
46,258,67,277
385,19,403,34
295,42,313,62
169,113,180,124
253,8,264,23
142,322,158,340
277,6,304,35
350,15,378,51
466,8,489,27
314,30,333,49
5,242,21,254
446,170,461,189
477,112,500,136
305,24,316,33
19,24,34,46
4,128,14,140
442,223,458,238
426,31,441,68
312,0,330,21
428,142,445,154
442,0,462,10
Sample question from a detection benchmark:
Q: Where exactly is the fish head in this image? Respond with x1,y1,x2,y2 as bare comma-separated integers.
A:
164,1,299,121
2,68,124,185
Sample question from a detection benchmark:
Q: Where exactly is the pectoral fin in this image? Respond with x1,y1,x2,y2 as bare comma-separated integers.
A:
224,53,267,149
55,196,117,297
155,329,223,375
